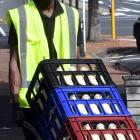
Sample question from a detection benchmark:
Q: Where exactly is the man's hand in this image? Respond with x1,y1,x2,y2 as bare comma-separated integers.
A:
11,102,24,126
9,46,22,125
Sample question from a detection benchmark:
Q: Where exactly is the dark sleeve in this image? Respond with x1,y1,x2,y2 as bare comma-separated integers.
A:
77,18,85,57
8,22,18,46
77,18,84,47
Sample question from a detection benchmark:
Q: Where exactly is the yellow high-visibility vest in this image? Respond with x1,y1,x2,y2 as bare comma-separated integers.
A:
6,0,79,108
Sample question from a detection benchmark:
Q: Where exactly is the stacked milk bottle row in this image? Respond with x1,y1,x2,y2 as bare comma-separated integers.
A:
26,59,140,140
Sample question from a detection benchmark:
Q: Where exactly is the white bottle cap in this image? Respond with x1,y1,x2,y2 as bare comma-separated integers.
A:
108,123,117,129
80,66,89,71
94,94,102,99
69,94,77,100
82,94,90,99
70,66,76,71
56,67,63,71
96,123,105,129
83,123,91,130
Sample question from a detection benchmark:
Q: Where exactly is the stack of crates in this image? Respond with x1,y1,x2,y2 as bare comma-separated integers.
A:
26,59,140,140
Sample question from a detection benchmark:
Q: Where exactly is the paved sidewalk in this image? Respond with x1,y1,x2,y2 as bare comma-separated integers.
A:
86,36,137,85
0,35,138,139
86,36,136,59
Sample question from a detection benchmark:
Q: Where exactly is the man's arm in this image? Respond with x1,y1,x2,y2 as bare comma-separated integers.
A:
9,47,21,103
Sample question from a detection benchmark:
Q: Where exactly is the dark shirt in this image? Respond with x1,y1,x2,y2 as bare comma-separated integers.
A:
8,1,83,58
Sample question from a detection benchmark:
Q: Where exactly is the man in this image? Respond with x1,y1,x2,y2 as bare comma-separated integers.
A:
6,0,83,139
133,17,140,51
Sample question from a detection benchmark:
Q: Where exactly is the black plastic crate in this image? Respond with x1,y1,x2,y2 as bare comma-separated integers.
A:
27,59,115,94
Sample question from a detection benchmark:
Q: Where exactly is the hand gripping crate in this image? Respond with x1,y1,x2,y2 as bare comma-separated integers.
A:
27,59,115,93
123,75,140,131
57,116,140,140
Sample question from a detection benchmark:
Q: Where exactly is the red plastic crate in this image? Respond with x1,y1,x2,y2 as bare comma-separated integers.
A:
57,116,140,140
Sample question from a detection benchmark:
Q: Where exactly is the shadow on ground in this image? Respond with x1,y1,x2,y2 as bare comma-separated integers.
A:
0,82,25,140
0,82,12,127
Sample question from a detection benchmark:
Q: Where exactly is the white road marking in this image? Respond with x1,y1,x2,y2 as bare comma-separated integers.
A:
114,12,126,16
99,0,140,18
0,27,6,36
100,16,138,20
116,7,140,13
126,0,140,2
101,12,126,16
123,1,140,6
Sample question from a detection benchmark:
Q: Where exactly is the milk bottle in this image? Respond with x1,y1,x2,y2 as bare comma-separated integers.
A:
81,66,99,85
62,66,76,85
86,94,102,114
108,123,117,129
109,123,126,140
102,103,113,114
70,94,88,114
96,123,105,130
82,94,90,100
99,95,112,114
96,123,114,140
63,75,74,85
69,94,77,100
75,66,87,85
84,123,101,140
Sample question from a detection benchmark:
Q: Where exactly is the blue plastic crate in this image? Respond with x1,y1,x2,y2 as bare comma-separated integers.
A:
33,86,131,121
35,109,63,140
51,86,131,120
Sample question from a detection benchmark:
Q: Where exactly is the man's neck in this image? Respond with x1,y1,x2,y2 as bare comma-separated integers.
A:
42,1,55,17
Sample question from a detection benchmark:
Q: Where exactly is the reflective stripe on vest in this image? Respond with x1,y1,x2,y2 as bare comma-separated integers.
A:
65,5,76,59
18,6,30,88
